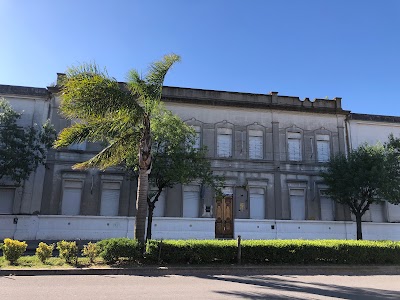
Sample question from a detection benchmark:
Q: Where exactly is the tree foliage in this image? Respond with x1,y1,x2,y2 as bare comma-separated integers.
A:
0,98,55,186
143,111,223,240
321,142,400,240
55,54,180,245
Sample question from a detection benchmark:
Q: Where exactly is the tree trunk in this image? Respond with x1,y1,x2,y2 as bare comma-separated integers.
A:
146,189,163,242
355,214,363,240
135,170,149,246
146,202,155,241
134,116,152,246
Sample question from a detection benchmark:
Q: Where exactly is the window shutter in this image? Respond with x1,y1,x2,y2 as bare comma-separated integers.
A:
387,203,400,222
100,182,120,216
289,189,305,220
152,191,166,217
370,203,385,222
0,188,14,214
320,196,334,221
288,138,301,161
61,181,83,215
249,130,263,159
249,188,265,219
217,128,232,157
316,135,330,162
193,126,201,149
183,186,200,218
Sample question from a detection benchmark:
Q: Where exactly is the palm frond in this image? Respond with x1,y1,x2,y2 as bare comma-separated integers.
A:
146,54,181,90
72,134,139,170
54,123,90,148
54,109,143,148
61,63,144,120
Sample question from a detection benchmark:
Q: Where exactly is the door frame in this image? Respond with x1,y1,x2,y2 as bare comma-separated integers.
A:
215,194,234,239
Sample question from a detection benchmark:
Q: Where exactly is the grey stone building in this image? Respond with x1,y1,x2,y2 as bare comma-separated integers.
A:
0,85,50,215
1,80,354,239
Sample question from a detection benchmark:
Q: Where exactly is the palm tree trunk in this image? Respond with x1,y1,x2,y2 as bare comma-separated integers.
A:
135,116,152,246
135,170,149,245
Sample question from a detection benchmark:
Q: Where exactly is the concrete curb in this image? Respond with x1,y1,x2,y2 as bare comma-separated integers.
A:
1,265,400,276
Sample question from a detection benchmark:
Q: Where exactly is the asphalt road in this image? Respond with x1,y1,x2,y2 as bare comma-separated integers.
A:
1,273,400,299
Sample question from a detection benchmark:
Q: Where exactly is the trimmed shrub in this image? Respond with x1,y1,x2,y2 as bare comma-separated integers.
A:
97,238,141,263
148,240,237,264
146,239,400,265
82,242,98,263
57,240,78,264
240,240,400,265
35,242,54,263
1,238,27,264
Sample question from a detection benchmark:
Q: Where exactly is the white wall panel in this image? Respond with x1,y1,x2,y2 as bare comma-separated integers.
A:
1,215,400,241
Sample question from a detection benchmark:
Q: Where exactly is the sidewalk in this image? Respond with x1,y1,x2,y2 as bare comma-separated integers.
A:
1,265,400,276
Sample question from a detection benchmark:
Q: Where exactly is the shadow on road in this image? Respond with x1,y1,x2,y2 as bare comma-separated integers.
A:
110,270,400,299
205,274,400,299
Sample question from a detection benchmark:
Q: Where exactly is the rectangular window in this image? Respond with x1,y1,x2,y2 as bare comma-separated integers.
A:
0,188,15,214
249,130,263,159
152,190,166,217
183,185,200,218
288,132,302,161
387,202,400,222
100,182,120,216
249,188,265,219
316,134,330,162
61,180,83,215
193,126,201,149
370,202,385,222
320,195,335,221
217,128,232,158
289,189,305,220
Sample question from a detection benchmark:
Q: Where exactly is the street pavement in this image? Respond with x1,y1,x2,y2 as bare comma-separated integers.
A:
1,273,400,299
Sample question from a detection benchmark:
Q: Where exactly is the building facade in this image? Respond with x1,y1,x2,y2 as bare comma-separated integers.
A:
1,79,400,241
347,113,400,223
0,85,50,215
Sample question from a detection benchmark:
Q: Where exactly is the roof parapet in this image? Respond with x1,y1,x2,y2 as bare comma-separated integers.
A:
0,84,49,97
162,86,343,112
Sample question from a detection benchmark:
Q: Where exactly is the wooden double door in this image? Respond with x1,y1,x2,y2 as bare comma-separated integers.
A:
215,196,233,238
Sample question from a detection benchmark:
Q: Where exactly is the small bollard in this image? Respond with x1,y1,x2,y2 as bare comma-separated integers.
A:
237,235,242,264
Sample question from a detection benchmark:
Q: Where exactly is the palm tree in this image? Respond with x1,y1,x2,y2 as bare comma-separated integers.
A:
55,54,180,245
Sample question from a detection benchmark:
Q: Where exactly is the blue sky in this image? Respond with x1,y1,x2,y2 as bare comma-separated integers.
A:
1,0,399,115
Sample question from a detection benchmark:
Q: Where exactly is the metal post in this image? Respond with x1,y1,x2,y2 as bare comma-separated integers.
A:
237,235,242,264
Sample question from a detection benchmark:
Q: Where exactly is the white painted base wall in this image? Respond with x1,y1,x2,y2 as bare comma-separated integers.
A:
234,219,400,241
0,215,214,240
0,215,400,241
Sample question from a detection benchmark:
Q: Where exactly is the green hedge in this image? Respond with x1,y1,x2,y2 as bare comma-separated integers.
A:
3,238,400,265
146,240,237,264
97,238,141,263
147,239,400,265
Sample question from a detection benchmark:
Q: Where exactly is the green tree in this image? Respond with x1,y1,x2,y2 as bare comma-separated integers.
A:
54,54,180,245
144,111,223,240
321,143,400,240
0,98,55,186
